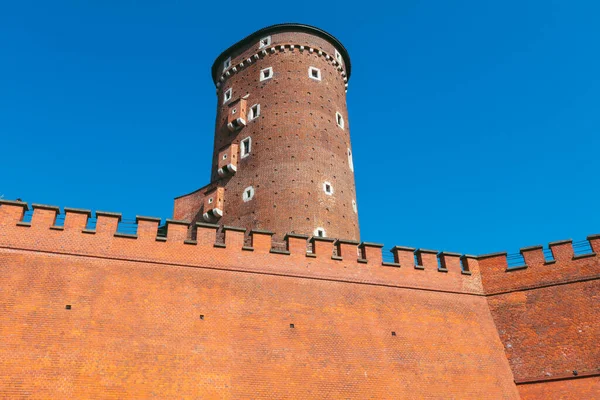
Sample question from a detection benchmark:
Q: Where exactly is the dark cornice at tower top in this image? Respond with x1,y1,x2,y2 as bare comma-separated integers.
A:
211,23,351,84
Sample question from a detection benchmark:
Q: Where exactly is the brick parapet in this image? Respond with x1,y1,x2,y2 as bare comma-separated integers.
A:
477,237,600,295
0,201,482,295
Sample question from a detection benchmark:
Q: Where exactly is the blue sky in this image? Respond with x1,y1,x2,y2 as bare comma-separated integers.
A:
1,1,598,255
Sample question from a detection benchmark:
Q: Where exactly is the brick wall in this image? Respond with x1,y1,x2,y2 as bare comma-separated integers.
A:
478,239,600,398
0,201,519,398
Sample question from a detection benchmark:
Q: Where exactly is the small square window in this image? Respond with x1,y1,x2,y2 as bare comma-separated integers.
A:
260,67,273,81
258,36,271,49
241,137,251,158
248,104,260,120
335,49,343,64
308,67,321,81
223,88,232,104
314,228,326,237
336,112,344,129
223,57,231,70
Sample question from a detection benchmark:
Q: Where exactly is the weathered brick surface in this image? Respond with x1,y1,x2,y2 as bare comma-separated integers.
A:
479,242,600,398
0,201,519,398
488,281,600,380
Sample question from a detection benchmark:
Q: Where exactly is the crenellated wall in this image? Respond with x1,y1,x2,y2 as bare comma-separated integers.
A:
0,200,482,295
476,239,600,399
1,199,598,398
0,200,520,398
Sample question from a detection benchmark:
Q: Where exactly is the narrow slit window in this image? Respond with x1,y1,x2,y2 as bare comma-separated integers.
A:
323,182,333,195
347,148,354,171
352,199,357,213
241,137,251,158
308,67,321,81
223,88,232,104
258,36,271,49
260,67,273,81
223,57,231,70
248,104,260,120
336,112,344,129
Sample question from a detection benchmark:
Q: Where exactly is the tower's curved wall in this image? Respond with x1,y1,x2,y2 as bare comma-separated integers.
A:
175,25,359,241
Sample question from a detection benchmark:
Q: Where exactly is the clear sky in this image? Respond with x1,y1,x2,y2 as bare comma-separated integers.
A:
1,1,598,256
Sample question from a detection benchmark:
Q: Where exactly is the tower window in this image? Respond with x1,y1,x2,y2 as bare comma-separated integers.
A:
335,49,343,64
347,148,354,171
314,228,326,237
248,104,260,120
222,154,227,160
208,197,214,204
308,67,321,81
223,57,231,70
223,88,232,104
258,36,271,49
243,186,255,202
352,199,357,213
260,67,273,81
336,112,344,129
323,182,333,195
241,137,251,158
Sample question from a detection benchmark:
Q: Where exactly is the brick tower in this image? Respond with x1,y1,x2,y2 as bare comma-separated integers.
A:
173,23,359,241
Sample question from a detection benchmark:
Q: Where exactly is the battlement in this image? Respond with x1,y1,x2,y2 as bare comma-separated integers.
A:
477,236,600,294
3,200,598,298
0,200,480,295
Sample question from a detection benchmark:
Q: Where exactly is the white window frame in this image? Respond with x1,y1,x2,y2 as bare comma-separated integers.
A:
260,67,273,82
323,181,333,196
314,228,326,238
336,112,344,129
208,197,214,204
352,200,357,214
222,153,227,160
223,57,231,70
223,88,232,104
308,67,321,81
347,148,354,171
248,104,260,121
241,137,252,158
258,36,271,49
335,49,343,64
243,186,255,202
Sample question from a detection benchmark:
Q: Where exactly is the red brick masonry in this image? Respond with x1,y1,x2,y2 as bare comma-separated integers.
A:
1,200,598,398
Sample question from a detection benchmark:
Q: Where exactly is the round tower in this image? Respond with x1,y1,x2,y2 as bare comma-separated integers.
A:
174,24,359,241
